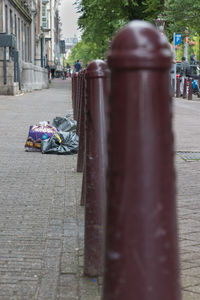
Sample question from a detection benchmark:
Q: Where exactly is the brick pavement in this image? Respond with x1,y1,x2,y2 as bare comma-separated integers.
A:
0,79,101,300
0,79,200,299
174,96,200,300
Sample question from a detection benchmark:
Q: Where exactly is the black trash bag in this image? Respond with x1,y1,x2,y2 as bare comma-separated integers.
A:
41,131,79,154
52,115,77,132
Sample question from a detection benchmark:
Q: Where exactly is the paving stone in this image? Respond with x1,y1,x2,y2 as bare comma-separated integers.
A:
182,291,200,300
60,251,79,274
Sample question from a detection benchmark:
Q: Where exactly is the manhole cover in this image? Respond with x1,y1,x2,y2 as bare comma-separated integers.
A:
177,151,200,161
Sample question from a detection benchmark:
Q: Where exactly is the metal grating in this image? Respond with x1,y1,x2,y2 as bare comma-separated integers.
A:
177,151,200,161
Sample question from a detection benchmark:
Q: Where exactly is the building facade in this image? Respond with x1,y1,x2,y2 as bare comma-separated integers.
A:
0,0,62,95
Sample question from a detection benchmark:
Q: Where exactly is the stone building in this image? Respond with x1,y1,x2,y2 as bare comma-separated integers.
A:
0,0,61,95
41,0,61,69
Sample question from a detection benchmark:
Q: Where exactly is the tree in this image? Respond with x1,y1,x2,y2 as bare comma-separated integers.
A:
72,0,166,62
164,0,200,36
68,40,101,67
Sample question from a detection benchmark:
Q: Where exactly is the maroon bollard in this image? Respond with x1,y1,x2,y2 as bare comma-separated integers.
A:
71,72,74,106
72,72,78,119
198,79,200,97
76,70,84,136
84,60,108,276
75,72,81,121
77,70,86,172
80,168,86,206
176,77,180,98
182,77,187,98
103,20,181,300
172,78,175,96
187,78,193,100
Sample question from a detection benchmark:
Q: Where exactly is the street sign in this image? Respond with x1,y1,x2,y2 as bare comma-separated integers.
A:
59,40,66,53
175,34,182,46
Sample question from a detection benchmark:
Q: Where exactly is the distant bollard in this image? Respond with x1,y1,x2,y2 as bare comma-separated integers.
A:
71,72,74,107
80,169,86,206
198,79,200,97
176,77,180,98
172,78,175,96
183,78,187,99
75,72,81,121
72,72,78,119
188,78,193,100
77,70,86,172
84,60,108,276
103,21,181,300
77,70,84,136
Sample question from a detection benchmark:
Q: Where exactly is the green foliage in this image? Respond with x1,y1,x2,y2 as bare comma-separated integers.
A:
143,0,165,23
164,0,200,61
67,40,102,67
164,0,200,36
73,0,165,63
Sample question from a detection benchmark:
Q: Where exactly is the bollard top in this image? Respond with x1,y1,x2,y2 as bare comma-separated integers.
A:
108,20,172,70
86,60,109,79
73,72,78,78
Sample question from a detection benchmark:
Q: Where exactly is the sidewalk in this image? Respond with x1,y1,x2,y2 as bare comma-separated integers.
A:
0,79,101,300
173,96,200,300
0,80,200,299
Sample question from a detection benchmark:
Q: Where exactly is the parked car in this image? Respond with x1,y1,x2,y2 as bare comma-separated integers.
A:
175,62,200,95
176,62,199,78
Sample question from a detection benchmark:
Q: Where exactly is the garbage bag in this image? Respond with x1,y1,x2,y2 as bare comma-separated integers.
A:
52,115,77,132
41,131,79,154
25,122,57,152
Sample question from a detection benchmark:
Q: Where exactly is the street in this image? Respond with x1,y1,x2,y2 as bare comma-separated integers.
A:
0,78,199,299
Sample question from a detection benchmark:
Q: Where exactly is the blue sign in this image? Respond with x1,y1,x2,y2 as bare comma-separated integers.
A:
175,34,182,46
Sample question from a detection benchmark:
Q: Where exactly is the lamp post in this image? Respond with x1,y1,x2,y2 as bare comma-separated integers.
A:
154,14,166,33
155,14,176,95
184,28,189,61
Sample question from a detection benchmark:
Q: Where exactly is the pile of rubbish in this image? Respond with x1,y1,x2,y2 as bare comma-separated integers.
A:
25,115,79,155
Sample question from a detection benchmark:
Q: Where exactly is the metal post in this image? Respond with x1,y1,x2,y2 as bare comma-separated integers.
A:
183,78,187,98
75,72,81,121
76,71,83,136
198,79,200,97
77,70,86,173
3,47,7,85
173,32,177,93
80,169,86,206
84,60,108,276
103,20,181,300
176,77,180,98
72,72,78,120
188,78,193,100
13,50,19,82
184,29,189,62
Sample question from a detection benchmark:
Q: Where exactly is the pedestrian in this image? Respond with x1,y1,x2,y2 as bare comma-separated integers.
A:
66,63,71,77
190,54,196,65
74,60,82,73
51,65,55,79
180,57,190,96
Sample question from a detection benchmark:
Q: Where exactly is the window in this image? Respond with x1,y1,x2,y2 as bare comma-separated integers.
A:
42,4,48,28
21,20,24,60
10,10,13,34
24,23,27,61
5,5,8,33
15,14,17,36
18,18,20,50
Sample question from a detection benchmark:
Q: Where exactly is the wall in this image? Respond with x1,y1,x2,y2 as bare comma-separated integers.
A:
0,60,19,95
21,61,49,92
